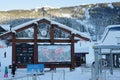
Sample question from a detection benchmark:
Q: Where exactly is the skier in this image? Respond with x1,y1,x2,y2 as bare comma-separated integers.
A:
11,62,17,77
0,62,1,72
4,66,8,78
4,52,6,58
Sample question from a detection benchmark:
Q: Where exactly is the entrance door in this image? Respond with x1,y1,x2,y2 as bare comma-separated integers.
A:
75,53,86,67
113,54,120,68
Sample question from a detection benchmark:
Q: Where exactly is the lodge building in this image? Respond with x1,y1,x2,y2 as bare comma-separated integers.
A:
0,18,90,70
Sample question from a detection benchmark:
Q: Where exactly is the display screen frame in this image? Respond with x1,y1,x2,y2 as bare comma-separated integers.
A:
38,44,71,63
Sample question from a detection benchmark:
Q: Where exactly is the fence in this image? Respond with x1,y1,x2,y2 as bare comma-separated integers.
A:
3,69,65,80
81,65,91,74
3,74,41,80
107,70,120,80
51,69,65,80
98,71,107,80
91,68,120,80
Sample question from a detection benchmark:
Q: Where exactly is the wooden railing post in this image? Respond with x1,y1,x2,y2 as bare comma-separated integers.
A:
34,24,38,64
12,33,16,64
70,34,75,70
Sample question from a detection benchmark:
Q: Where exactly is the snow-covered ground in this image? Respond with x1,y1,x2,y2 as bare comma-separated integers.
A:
0,67,91,80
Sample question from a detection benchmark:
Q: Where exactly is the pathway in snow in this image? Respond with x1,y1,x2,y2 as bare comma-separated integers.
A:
0,67,91,80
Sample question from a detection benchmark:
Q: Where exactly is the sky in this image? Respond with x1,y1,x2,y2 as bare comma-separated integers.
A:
0,0,119,11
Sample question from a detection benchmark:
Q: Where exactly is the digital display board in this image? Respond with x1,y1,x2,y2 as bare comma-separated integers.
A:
16,43,34,65
38,45,71,62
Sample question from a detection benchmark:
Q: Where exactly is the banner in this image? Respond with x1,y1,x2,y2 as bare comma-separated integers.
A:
27,64,44,74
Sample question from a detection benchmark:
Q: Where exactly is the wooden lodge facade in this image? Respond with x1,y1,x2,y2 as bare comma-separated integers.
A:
0,18,90,70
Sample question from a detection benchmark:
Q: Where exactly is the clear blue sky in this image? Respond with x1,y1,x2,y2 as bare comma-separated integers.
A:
0,0,119,11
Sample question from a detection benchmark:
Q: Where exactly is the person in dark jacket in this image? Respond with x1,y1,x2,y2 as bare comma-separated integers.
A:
0,62,1,72
4,52,6,58
11,63,17,77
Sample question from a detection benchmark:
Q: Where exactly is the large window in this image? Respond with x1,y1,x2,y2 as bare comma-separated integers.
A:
38,44,71,62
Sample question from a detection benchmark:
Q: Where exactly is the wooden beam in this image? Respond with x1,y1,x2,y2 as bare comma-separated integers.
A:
70,34,75,70
75,34,90,41
50,25,54,44
12,33,16,64
34,24,38,64
15,23,35,32
0,23,35,39
0,32,12,39
8,39,79,43
37,19,51,24
52,24,71,34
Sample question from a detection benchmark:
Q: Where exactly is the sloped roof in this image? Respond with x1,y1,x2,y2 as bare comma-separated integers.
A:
0,18,90,41
0,27,6,32
0,24,10,31
98,25,120,45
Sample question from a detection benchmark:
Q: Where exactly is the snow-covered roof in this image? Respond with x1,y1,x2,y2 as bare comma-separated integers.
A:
97,25,120,45
11,18,90,39
16,37,80,40
11,18,41,30
106,24,120,29
0,18,90,40
0,24,10,31
50,18,90,39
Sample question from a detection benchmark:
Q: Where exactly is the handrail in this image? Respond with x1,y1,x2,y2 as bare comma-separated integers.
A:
4,74,42,80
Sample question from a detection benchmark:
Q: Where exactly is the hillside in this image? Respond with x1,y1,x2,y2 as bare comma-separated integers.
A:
0,2,120,40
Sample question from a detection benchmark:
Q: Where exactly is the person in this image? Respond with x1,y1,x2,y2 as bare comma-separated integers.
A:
32,74,37,80
0,62,1,72
4,66,8,78
11,62,17,77
92,61,95,68
4,52,6,58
